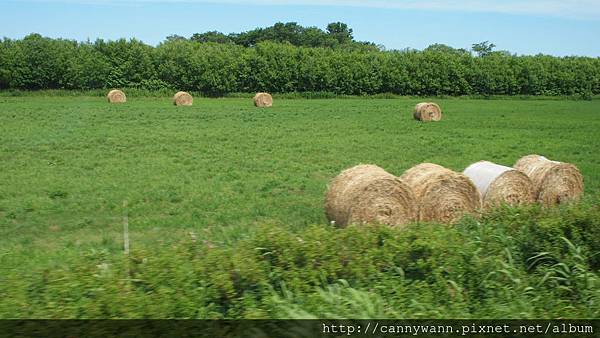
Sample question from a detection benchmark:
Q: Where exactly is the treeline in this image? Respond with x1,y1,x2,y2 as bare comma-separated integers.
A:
1,33,599,97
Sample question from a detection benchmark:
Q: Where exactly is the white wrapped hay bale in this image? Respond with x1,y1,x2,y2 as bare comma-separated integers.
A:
463,161,535,209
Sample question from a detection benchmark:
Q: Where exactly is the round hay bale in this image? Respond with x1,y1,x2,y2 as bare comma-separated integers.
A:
514,155,584,206
413,102,442,121
325,164,417,227
463,160,535,209
106,89,126,103
400,163,481,223
253,92,273,107
173,91,193,106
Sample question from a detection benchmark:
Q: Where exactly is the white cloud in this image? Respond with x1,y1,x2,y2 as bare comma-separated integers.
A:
15,0,600,20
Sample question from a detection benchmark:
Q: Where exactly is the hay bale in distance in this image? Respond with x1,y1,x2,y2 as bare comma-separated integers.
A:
514,155,584,206
253,92,273,107
413,102,442,121
173,91,193,106
400,163,481,223
463,160,535,209
106,89,126,103
325,164,417,227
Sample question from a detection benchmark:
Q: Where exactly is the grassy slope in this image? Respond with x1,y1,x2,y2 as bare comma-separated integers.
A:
0,96,599,318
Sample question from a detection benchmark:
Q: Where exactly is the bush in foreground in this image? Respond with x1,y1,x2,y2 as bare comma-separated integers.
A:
1,201,599,318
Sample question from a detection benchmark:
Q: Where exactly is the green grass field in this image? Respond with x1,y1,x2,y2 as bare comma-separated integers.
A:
1,96,599,318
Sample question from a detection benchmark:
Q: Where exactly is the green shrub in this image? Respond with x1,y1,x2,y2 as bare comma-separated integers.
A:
2,201,599,318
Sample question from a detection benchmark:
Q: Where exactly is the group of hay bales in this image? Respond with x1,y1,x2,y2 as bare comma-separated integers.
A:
105,90,584,227
108,89,193,106
325,163,480,227
464,155,583,209
106,92,439,116
106,89,273,107
325,155,583,228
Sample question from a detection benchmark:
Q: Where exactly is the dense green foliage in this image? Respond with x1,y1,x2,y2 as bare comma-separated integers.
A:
190,22,362,48
1,31,599,96
2,204,600,319
0,96,599,318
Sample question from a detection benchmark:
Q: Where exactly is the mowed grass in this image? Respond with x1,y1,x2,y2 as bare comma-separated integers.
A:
1,96,599,267
0,96,599,318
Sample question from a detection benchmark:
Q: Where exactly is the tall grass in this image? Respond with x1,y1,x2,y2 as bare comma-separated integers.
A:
1,202,599,318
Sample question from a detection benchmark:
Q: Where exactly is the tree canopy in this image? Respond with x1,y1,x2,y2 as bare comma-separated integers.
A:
188,22,374,50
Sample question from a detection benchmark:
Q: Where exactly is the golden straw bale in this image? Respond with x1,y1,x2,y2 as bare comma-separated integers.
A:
400,163,481,223
413,102,442,121
514,155,583,206
173,91,193,106
253,92,273,107
106,89,126,103
325,164,417,227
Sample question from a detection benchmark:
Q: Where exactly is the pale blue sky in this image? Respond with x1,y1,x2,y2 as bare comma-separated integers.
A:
1,0,599,56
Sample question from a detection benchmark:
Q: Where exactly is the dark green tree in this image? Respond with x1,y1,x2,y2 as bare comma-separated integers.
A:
425,43,469,55
190,31,232,44
326,22,354,44
165,34,187,42
472,41,496,57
